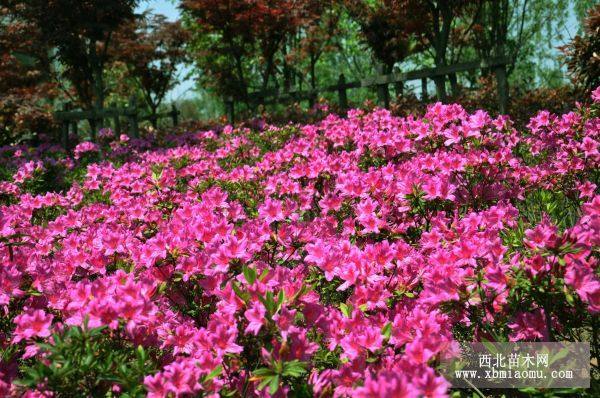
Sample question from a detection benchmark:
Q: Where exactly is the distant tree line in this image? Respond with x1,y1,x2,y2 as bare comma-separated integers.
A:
0,0,598,145
179,0,598,106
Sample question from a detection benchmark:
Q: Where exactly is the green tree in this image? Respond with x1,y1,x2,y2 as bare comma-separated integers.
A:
111,13,190,127
180,0,334,104
344,1,420,82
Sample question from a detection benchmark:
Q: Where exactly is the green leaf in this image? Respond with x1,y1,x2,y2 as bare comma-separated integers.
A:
158,282,167,295
339,303,352,318
258,267,270,282
136,345,147,368
282,360,306,377
14,325,160,396
381,322,392,340
253,367,275,377
83,354,94,367
203,365,223,383
565,291,575,305
231,281,249,303
242,265,257,285
268,374,280,395
12,52,38,67
257,375,274,391
257,294,270,314
550,347,570,365
262,291,276,314
276,290,285,311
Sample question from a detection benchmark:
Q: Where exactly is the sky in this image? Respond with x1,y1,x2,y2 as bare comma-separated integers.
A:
137,0,180,21
136,0,195,101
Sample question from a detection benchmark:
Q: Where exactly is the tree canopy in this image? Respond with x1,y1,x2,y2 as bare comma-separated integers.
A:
0,0,597,143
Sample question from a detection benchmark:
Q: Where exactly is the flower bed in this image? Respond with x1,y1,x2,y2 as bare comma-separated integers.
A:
1,91,599,397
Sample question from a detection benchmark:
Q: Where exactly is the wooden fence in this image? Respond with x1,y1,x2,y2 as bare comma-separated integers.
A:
225,56,511,124
55,96,179,149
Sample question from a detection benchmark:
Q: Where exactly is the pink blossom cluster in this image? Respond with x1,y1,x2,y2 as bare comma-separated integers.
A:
73,141,100,159
0,93,599,397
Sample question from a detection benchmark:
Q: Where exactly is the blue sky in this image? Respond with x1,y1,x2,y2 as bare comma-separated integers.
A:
137,0,180,21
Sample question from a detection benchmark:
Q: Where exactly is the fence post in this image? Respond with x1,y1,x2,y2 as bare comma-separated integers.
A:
70,119,77,145
433,75,447,102
376,65,390,109
111,102,121,134
448,73,459,97
128,96,139,139
89,117,97,142
225,97,234,125
421,78,428,102
494,64,509,114
170,104,179,126
337,74,348,115
393,66,404,98
61,121,69,151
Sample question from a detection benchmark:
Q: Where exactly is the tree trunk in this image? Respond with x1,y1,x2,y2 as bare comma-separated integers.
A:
88,118,97,141
282,39,291,92
261,48,277,93
151,106,158,129
309,54,317,108
494,65,509,114
260,35,284,94
376,64,390,109
431,2,453,102
233,52,249,107
433,76,446,102
89,40,105,141
392,65,403,98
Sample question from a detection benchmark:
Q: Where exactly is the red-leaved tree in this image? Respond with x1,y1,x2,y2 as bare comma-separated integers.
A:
4,0,139,138
0,5,56,145
562,4,600,95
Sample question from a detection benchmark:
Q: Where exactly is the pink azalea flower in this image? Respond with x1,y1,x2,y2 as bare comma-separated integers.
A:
508,309,549,341
244,303,266,335
564,257,600,313
73,141,100,160
354,371,419,398
258,198,285,224
592,86,600,102
13,309,53,343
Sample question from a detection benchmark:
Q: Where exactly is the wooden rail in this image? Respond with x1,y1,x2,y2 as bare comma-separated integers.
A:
55,96,180,149
225,56,511,124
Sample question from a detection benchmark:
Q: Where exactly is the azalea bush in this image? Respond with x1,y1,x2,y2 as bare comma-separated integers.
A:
1,88,599,397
